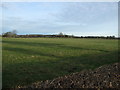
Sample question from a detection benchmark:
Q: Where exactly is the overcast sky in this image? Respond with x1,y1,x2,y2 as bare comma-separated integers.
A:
1,2,118,36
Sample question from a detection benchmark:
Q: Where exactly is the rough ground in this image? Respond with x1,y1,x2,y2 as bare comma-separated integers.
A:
19,63,120,88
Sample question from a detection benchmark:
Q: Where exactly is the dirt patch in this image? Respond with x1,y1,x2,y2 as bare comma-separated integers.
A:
19,63,120,88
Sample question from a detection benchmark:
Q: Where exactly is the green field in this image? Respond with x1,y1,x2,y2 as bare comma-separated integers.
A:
2,38,119,87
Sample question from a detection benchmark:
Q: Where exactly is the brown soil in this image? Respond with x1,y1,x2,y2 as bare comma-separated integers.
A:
19,63,120,89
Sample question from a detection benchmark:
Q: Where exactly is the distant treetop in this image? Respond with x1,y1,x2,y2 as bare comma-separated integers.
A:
58,32,64,35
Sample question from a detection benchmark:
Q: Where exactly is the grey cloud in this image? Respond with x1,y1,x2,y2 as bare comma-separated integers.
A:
3,17,82,34
57,2,117,24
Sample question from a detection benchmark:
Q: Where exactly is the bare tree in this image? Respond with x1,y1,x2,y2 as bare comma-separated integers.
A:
58,32,64,35
2,30,17,37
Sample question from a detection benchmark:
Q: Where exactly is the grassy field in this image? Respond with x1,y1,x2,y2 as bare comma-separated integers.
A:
2,38,119,87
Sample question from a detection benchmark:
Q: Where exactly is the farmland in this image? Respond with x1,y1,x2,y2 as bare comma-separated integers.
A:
2,38,119,88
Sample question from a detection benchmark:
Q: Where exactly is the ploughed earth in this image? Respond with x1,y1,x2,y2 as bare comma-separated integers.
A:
19,63,120,88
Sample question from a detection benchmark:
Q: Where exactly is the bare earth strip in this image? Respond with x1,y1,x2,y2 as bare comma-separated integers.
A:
19,63,120,88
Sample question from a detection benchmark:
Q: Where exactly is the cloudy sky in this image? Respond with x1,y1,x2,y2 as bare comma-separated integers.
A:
1,2,118,36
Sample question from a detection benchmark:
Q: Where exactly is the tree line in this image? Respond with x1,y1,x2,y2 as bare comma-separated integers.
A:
2,30,118,39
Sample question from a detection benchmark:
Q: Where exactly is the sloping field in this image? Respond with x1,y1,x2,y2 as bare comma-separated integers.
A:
2,38,119,88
